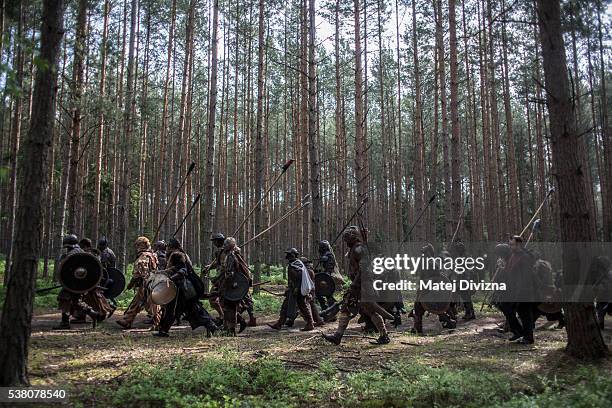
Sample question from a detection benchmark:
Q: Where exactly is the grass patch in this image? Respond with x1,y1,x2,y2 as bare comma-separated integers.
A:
73,354,612,408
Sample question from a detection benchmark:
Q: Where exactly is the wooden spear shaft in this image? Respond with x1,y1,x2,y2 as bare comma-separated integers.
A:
154,162,196,241
233,159,294,236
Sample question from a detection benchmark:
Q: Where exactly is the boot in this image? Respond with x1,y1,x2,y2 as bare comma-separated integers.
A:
53,313,71,330
238,315,247,334
116,319,131,329
205,320,218,338
267,321,283,330
153,331,169,337
298,300,315,332
301,320,315,331
70,317,87,324
322,332,342,345
462,305,476,320
248,315,257,327
369,333,390,345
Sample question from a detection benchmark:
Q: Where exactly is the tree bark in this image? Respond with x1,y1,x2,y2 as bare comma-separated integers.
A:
308,0,321,254
65,0,88,234
536,0,608,360
0,0,64,385
253,0,266,292
203,0,219,262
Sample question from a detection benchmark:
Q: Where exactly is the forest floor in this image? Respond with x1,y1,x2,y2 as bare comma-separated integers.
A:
21,286,612,408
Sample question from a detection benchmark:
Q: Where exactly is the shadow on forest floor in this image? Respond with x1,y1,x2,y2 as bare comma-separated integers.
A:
22,295,612,407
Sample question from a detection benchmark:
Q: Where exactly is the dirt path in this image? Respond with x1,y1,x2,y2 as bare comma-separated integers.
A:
28,306,612,389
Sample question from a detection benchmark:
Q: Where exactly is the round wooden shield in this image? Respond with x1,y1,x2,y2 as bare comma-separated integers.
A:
537,286,562,314
223,271,250,302
315,273,336,297
59,252,103,294
103,267,126,299
416,274,453,315
149,273,177,305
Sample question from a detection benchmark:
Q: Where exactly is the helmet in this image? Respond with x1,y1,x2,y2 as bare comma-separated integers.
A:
421,243,435,257
97,236,108,250
211,233,226,241
318,240,331,253
285,248,299,258
62,234,79,247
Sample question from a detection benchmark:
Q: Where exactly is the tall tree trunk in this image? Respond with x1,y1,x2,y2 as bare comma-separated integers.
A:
501,4,520,234
536,0,608,360
449,0,461,239
66,0,88,234
253,0,266,291
4,3,24,283
0,0,64,385
354,0,367,219
118,0,138,268
334,0,346,243
308,0,321,254
93,0,110,240
203,0,219,262
412,0,424,242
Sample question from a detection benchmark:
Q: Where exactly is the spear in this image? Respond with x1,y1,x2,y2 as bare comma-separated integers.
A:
154,162,196,241
173,193,201,237
525,218,541,247
240,196,311,248
450,195,469,246
233,159,295,236
405,194,437,241
520,188,554,237
329,197,369,246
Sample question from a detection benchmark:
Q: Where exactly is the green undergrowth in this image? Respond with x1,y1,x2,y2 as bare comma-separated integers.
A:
73,353,612,408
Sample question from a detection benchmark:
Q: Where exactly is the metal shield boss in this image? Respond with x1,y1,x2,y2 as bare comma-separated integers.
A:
59,252,103,293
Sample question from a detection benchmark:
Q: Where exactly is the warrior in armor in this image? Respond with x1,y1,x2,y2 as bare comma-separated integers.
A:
590,256,612,329
409,243,457,334
153,240,167,270
216,237,251,335
316,240,338,310
155,251,217,337
502,235,537,345
267,249,323,331
449,242,476,320
53,235,105,329
116,237,161,329
203,233,228,321
97,236,117,270
322,226,391,345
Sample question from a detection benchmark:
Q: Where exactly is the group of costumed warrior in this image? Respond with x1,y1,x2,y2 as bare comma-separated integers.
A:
52,223,612,346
